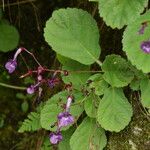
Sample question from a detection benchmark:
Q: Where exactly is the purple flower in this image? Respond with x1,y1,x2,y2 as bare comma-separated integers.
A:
141,41,150,53
5,59,17,73
58,112,74,128
26,85,35,94
49,132,62,144
5,48,23,73
48,78,59,88
26,82,41,94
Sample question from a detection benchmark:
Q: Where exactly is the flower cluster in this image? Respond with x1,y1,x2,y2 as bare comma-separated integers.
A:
4,48,68,98
5,47,74,145
49,96,74,144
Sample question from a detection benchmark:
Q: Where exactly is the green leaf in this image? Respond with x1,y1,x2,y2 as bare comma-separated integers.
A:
140,78,150,108
0,22,19,52
58,127,75,150
41,137,52,150
102,55,134,87
21,100,29,113
130,78,141,91
40,91,84,131
84,93,100,118
97,87,133,132
18,112,41,133
90,0,148,29
122,10,150,73
16,93,26,99
88,73,109,95
58,55,90,89
44,8,101,65
70,117,107,150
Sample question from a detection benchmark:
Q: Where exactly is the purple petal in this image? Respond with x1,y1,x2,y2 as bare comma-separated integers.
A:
48,79,55,88
49,132,62,144
58,112,74,128
141,41,150,53
26,85,35,94
5,59,17,73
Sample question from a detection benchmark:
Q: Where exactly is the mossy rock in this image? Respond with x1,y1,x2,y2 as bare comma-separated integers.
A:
106,95,150,150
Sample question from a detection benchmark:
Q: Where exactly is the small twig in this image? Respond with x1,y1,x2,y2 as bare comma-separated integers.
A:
92,4,98,17
0,82,26,90
23,48,42,66
0,0,36,8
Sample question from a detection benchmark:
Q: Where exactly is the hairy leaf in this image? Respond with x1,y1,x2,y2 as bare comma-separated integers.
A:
122,10,150,73
70,117,107,150
40,91,84,131
97,87,133,132
84,93,100,118
88,73,109,95
102,55,134,87
90,0,148,29
140,78,150,108
44,8,100,65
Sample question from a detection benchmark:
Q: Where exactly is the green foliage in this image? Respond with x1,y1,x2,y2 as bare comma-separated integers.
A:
21,100,29,113
70,117,107,150
130,78,141,91
122,10,150,73
58,54,90,89
41,138,52,150
84,93,100,118
44,8,101,65
16,93,26,99
97,87,133,132
40,91,84,131
140,78,150,108
87,73,109,96
90,0,148,29
58,127,75,150
18,112,41,133
0,21,19,52
102,55,134,87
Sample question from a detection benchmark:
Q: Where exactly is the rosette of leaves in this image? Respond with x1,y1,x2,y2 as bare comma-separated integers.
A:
44,8,101,65
123,10,150,73
89,0,148,29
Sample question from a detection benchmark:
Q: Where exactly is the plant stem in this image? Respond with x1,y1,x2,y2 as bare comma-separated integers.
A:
0,0,36,8
0,82,26,90
96,59,102,66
